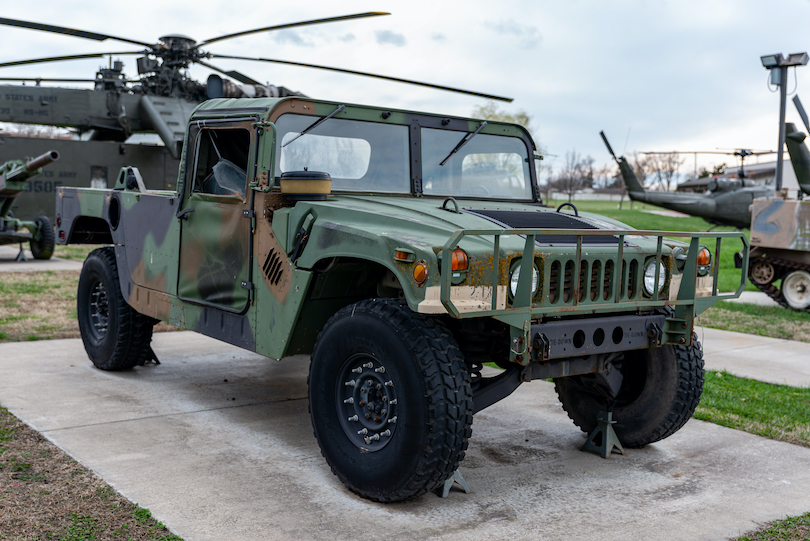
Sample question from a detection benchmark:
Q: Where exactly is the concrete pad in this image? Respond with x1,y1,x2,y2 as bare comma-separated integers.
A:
641,209,690,218
0,245,82,271
2,333,810,540
698,326,810,386
722,291,781,307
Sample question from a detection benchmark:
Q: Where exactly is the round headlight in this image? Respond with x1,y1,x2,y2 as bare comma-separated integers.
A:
510,263,540,297
643,260,667,295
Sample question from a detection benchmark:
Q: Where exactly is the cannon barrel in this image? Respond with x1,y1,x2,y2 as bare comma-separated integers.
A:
25,150,59,173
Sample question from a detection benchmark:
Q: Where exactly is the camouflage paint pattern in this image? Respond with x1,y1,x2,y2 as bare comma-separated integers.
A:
751,198,810,252
55,97,745,362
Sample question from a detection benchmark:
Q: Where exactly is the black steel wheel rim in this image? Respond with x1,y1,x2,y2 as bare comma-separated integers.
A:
336,353,398,451
88,277,110,341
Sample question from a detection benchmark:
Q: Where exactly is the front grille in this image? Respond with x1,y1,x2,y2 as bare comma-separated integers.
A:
541,257,644,306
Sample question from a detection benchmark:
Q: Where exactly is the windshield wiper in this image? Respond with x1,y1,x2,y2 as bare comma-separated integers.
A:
439,121,487,166
283,104,346,148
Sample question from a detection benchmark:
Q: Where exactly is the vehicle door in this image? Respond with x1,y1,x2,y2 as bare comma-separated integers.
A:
177,120,256,312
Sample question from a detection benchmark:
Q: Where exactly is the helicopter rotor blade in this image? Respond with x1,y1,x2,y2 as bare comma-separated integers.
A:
599,131,619,161
0,52,142,70
0,17,152,47
196,12,390,48
210,54,513,102
793,95,810,135
197,61,263,86
0,77,97,83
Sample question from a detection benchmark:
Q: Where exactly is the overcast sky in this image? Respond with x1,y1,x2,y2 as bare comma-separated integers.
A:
2,0,810,180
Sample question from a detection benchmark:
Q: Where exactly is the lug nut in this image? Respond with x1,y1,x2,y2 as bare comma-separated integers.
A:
363,362,373,369
381,430,391,437
385,381,393,387
351,367,362,373
359,400,366,407
389,399,397,405
357,428,368,435
388,416,397,424
375,366,386,373
368,433,381,442
365,412,372,419
374,416,380,423
344,380,356,387
380,409,387,416
343,397,354,404
348,415,358,422
382,396,388,403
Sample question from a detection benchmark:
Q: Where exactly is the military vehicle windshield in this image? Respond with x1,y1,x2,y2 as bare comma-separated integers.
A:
421,127,532,200
275,114,410,193
274,113,533,200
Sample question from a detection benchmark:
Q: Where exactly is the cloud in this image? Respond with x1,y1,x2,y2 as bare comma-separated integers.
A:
487,20,542,49
375,30,406,47
273,29,314,47
338,33,355,43
431,32,447,43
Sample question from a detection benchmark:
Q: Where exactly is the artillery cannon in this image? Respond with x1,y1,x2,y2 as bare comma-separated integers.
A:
0,150,59,260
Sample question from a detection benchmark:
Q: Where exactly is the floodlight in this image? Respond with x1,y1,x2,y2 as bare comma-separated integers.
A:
761,54,783,68
784,52,810,67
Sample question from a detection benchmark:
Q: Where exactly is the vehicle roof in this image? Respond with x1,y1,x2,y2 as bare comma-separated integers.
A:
190,97,534,146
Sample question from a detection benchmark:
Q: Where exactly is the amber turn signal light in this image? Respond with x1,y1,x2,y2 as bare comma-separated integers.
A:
413,262,428,284
697,247,711,266
451,249,469,271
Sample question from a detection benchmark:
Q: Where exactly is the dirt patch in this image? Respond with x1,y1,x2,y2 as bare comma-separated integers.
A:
0,405,181,539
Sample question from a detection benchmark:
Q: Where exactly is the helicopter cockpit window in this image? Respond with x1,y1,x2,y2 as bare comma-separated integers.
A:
192,128,251,198
275,114,410,193
421,127,532,200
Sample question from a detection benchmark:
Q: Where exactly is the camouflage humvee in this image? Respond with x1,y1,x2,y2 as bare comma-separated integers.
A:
55,97,746,502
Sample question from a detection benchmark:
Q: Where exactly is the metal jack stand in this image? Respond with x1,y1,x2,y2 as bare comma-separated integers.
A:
581,410,625,458
436,468,471,498
15,243,28,262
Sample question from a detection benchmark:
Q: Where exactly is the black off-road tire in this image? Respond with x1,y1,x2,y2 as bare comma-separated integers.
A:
29,216,54,260
554,335,704,448
77,247,154,370
309,298,473,502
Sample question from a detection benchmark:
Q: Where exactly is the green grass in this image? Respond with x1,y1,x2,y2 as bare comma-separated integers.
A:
695,371,810,447
735,511,810,540
53,244,101,261
699,301,810,343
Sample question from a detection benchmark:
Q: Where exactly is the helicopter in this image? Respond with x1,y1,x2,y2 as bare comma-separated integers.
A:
600,131,775,229
0,12,512,221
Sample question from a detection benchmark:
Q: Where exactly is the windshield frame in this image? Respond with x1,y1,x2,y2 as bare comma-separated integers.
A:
267,100,541,202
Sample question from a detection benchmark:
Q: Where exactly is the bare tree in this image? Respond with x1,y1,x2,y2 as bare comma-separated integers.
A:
647,152,684,191
552,151,595,201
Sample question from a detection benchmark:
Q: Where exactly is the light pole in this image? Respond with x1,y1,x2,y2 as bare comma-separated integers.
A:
761,52,809,192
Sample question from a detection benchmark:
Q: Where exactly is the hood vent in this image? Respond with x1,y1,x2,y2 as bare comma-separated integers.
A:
464,209,621,245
